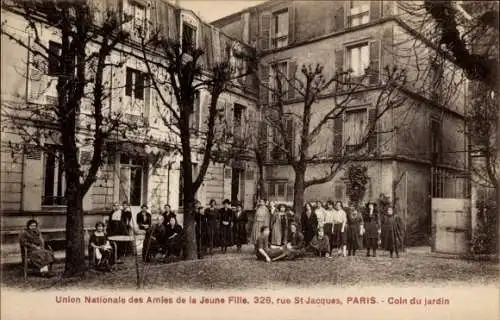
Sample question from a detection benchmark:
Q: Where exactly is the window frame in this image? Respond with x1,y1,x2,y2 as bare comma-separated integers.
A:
348,0,370,28
269,60,289,103
42,145,66,206
124,0,148,39
124,66,149,118
119,154,147,206
272,8,289,49
346,42,370,78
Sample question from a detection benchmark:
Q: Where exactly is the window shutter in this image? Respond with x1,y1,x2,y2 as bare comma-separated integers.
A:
135,72,144,100
370,1,382,21
192,91,201,132
125,68,133,97
200,93,210,133
212,27,221,64
333,116,343,159
369,41,380,84
259,121,269,161
29,50,47,103
259,12,271,51
367,108,377,153
167,6,178,41
382,26,394,73
286,184,294,202
285,117,295,159
382,0,393,17
335,48,344,74
225,101,233,136
143,75,151,124
287,60,297,100
288,4,295,45
333,5,345,32
259,65,270,105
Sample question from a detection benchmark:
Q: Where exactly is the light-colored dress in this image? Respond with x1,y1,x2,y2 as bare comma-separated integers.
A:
270,209,282,246
315,207,326,230
251,205,270,243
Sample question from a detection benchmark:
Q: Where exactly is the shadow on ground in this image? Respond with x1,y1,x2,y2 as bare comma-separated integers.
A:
2,246,498,290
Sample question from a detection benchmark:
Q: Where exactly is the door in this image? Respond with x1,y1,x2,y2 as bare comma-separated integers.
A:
432,199,471,254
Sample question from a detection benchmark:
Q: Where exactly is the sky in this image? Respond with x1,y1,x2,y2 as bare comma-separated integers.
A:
175,0,267,22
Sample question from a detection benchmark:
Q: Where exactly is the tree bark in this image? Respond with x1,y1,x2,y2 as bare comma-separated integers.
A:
293,166,306,223
63,181,86,277
182,178,197,261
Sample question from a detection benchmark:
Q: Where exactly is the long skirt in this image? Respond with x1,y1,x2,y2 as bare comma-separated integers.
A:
206,223,218,251
29,249,55,269
270,219,282,246
346,224,363,250
233,222,247,247
220,224,232,247
166,237,182,257
332,223,346,249
251,220,267,244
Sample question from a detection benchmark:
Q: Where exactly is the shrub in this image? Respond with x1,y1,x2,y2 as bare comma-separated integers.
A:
470,197,498,255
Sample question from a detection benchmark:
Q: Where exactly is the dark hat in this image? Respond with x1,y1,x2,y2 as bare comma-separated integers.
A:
222,199,231,205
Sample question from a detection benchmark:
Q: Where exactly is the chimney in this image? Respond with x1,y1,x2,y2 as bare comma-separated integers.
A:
242,12,250,44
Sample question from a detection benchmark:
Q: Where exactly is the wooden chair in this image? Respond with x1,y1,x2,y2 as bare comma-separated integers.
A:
21,244,53,280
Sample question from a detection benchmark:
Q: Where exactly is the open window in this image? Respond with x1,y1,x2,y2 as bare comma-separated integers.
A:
348,0,370,27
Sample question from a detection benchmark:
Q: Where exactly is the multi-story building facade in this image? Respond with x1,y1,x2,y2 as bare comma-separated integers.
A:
213,0,469,245
0,0,260,250
1,0,469,251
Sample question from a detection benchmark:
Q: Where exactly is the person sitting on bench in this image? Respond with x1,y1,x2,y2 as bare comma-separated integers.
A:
142,215,167,262
89,222,114,271
19,219,55,277
164,216,184,260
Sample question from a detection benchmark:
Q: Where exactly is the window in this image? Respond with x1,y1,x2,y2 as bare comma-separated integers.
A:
125,67,148,116
48,41,62,76
42,146,66,206
348,1,370,27
344,108,367,149
267,181,293,201
182,22,197,56
347,43,370,77
119,154,146,206
270,61,288,102
179,162,198,208
125,0,146,37
271,117,294,161
233,104,245,139
272,9,289,48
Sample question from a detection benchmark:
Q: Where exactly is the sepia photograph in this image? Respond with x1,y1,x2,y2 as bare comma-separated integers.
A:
0,0,498,319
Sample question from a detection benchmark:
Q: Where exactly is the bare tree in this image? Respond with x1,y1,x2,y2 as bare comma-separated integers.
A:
1,1,129,276
138,27,255,260
258,59,407,218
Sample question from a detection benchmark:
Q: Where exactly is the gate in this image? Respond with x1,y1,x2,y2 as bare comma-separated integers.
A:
431,168,471,254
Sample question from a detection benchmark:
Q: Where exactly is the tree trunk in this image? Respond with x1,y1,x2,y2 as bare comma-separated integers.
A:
293,167,306,223
63,181,86,277
182,182,197,260
256,160,265,200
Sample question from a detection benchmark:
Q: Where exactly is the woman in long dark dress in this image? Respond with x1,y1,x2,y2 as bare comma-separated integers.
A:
381,206,404,258
136,205,152,231
346,207,363,256
363,202,381,257
233,202,248,252
301,203,318,246
19,219,55,277
142,215,167,262
219,199,234,253
205,199,219,254
89,221,114,271
195,201,208,259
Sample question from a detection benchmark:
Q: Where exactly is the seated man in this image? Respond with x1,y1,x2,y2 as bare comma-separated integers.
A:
136,205,152,232
142,215,167,262
255,226,289,262
164,216,184,260
285,223,305,259
308,229,331,258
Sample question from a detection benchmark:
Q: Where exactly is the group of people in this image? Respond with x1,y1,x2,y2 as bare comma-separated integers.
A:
18,198,404,276
254,200,405,262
